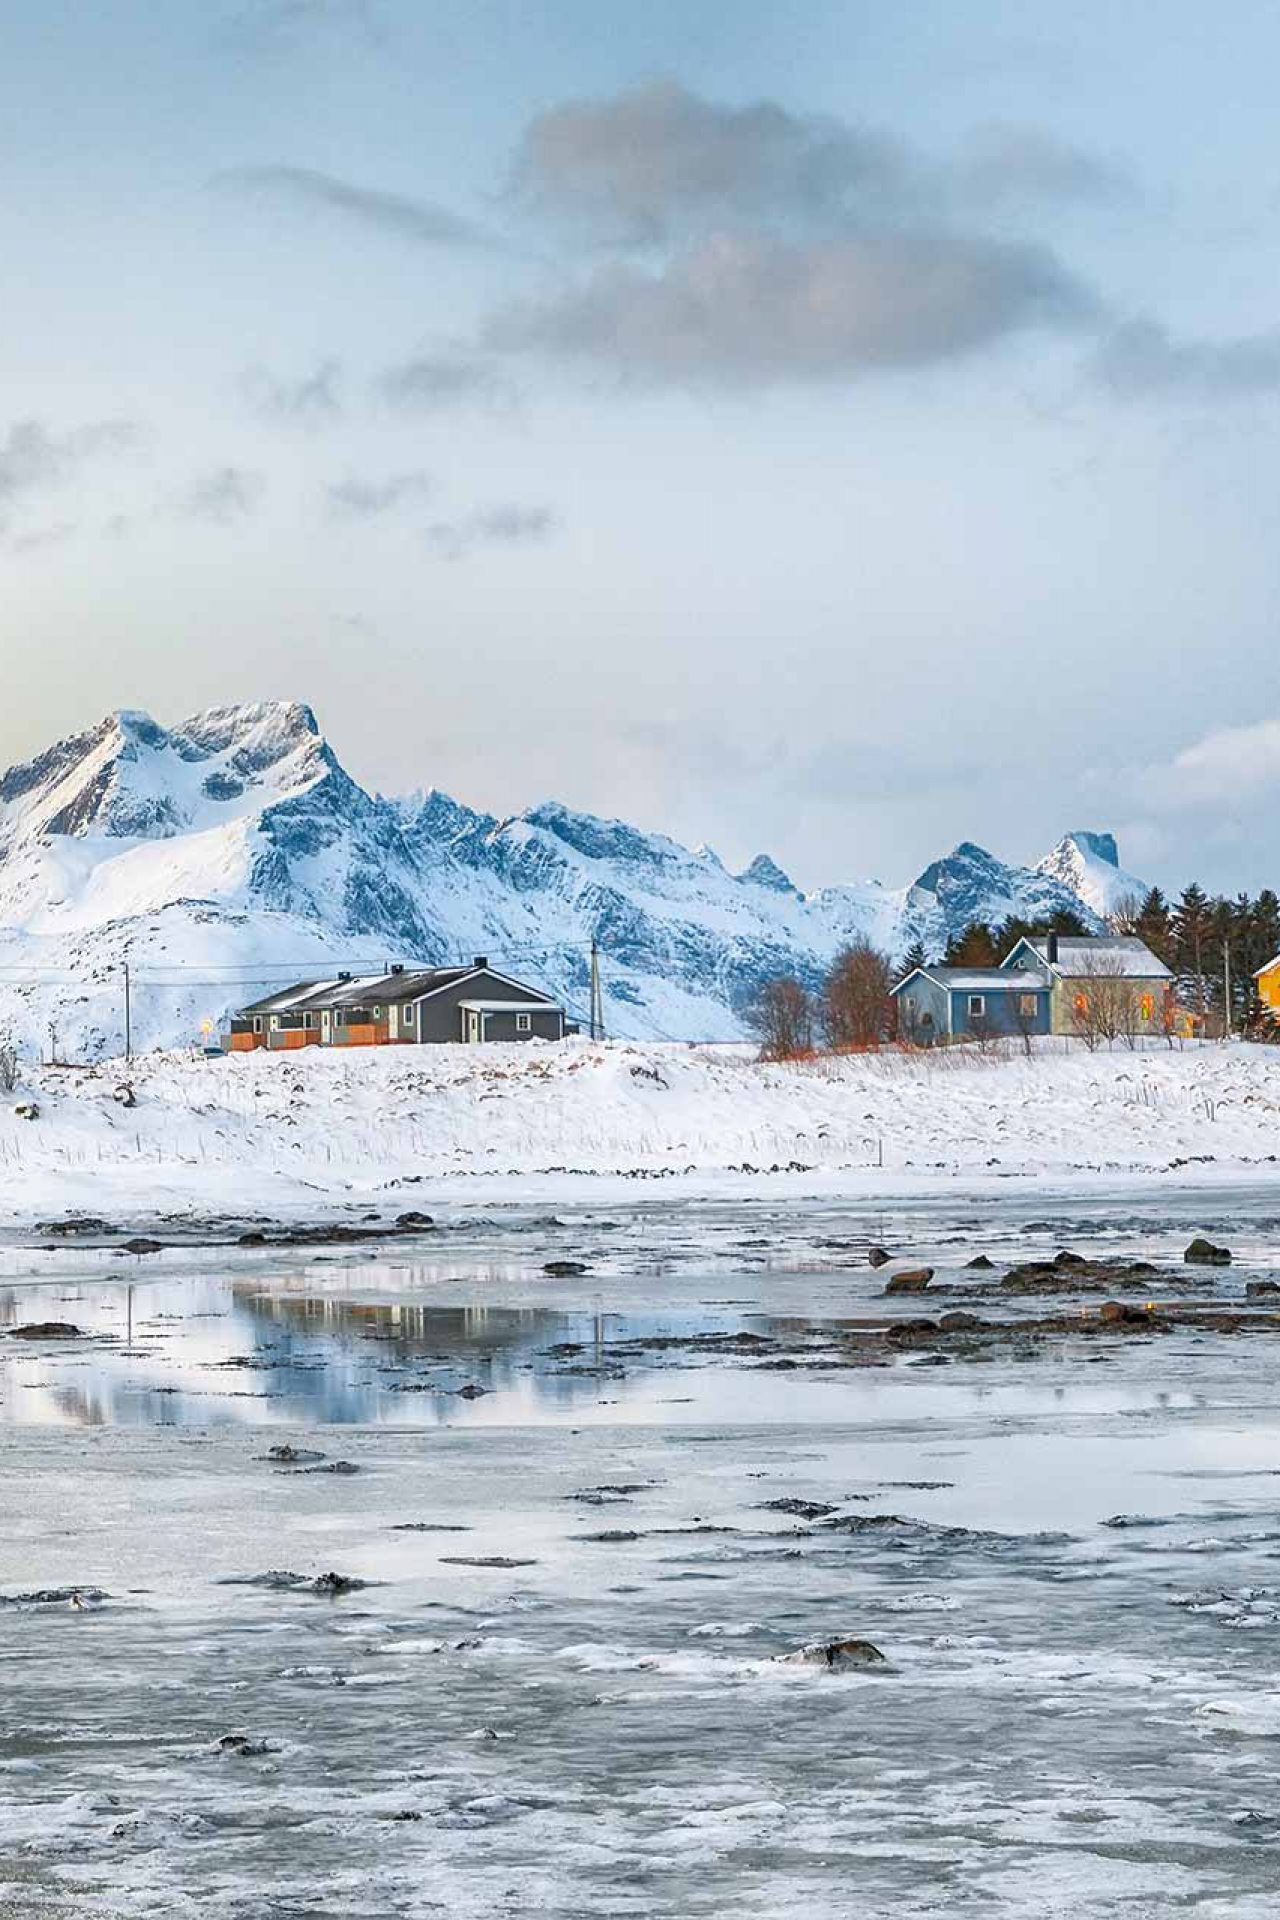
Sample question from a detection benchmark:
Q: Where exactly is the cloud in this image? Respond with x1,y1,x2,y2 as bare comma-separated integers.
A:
327,470,432,516
489,227,1092,384
179,467,265,525
219,165,491,250
1093,318,1280,400
0,417,142,508
375,353,514,411
243,360,342,424
512,78,916,244
425,503,555,559
1127,718,1280,810
959,124,1132,206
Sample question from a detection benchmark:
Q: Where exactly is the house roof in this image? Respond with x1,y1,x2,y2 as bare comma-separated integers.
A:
891,966,1050,995
1255,952,1280,980
239,964,561,1017
1005,935,1172,980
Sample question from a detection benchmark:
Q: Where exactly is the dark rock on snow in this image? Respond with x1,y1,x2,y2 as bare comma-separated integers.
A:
1185,1237,1232,1266
867,1247,891,1269
884,1268,934,1295
782,1637,888,1669
7,1321,86,1339
543,1260,590,1276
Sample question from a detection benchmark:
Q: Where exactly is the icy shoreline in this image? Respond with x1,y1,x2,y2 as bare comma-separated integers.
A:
0,1036,1277,1229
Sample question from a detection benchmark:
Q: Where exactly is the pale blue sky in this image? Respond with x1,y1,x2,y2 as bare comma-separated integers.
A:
3,0,1280,892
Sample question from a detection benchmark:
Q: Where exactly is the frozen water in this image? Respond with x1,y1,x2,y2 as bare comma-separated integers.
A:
3,1194,1280,1915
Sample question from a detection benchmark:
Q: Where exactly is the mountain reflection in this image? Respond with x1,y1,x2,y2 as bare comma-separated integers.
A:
0,1273,760,1428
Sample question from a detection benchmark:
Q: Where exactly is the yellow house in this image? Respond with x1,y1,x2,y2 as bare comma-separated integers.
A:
1256,954,1280,1015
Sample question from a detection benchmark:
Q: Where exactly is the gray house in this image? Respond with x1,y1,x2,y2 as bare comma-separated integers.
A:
890,966,1052,1044
230,959,567,1051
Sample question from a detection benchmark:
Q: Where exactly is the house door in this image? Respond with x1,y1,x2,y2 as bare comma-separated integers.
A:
321,1011,331,1044
466,1010,480,1043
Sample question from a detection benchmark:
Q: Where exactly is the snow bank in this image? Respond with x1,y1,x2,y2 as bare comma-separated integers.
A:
0,1037,1277,1224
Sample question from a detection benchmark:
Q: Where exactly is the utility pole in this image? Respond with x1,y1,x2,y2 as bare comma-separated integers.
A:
123,961,132,1063
1223,941,1232,1044
589,938,605,1042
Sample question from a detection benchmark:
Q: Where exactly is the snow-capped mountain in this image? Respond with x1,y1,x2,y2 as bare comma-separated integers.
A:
0,702,1142,1056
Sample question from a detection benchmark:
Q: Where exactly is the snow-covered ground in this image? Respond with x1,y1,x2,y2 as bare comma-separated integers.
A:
1,1036,1278,1225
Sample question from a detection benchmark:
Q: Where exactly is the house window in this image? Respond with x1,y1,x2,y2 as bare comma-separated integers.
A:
270,1015,280,1029
1074,991,1089,1017
1019,995,1038,1018
1140,993,1154,1022
373,1006,382,1020
253,1017,262,1034
968,995,986,1018
516,1011,531,1033
401,1004,414,1027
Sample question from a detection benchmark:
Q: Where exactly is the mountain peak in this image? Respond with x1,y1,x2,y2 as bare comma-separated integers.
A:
1058,829,1119,869
740,852,799,896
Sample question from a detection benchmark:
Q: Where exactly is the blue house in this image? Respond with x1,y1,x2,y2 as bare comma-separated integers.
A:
890,966,1052,1044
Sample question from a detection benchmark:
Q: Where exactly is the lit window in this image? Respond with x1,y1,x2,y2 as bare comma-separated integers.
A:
1019,995,1037,1018
1074,992,1089,1016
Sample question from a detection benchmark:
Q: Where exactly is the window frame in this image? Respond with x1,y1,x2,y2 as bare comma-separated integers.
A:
967,994,986,1019
515,1011,532,1033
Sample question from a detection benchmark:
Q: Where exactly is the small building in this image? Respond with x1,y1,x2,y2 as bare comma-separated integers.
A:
1256,952,1280,1018
890,966,1052,1044
227,959,567,1051
1001,933,1172,1036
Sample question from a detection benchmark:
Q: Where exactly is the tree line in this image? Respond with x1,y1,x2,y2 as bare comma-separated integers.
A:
745,883,1280,1061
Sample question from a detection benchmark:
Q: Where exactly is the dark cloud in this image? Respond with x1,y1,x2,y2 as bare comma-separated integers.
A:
489,228,1092,384
376,353,514,411
959,124,1132,206
0,417,142,507
512,78,916,245
243,360,342,424
425,504,555,559
179,467,265,524
220,166,491,250
327,470,433,516
1093,318,1280,399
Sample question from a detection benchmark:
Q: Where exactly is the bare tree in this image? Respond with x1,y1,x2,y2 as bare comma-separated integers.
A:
1106,891,1145,936
746,976,815,1061
1007,987,1041,1057
822,940,893,1050
0,1038,17,1093
1067,954,1150,1050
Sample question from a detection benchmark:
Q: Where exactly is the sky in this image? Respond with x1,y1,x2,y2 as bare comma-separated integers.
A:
3,0,1280,897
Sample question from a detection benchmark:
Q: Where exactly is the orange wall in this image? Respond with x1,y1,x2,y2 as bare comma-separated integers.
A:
1259,964,1280,1012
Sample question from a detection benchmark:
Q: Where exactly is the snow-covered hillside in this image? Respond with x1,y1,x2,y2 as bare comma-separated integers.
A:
0,1040,1273,1224
0,701,1141,1057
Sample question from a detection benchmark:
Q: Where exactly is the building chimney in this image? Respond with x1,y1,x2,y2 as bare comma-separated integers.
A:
472,955,488,969
1046,932,1059,966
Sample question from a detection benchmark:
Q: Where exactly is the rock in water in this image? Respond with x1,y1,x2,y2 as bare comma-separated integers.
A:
782,1637,887,1670
884,1268,934,1295
1185,1237,1231,1266
543,1260,590,1276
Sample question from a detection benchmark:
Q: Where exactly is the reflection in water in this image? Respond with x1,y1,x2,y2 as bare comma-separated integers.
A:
0,1270,766,1428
